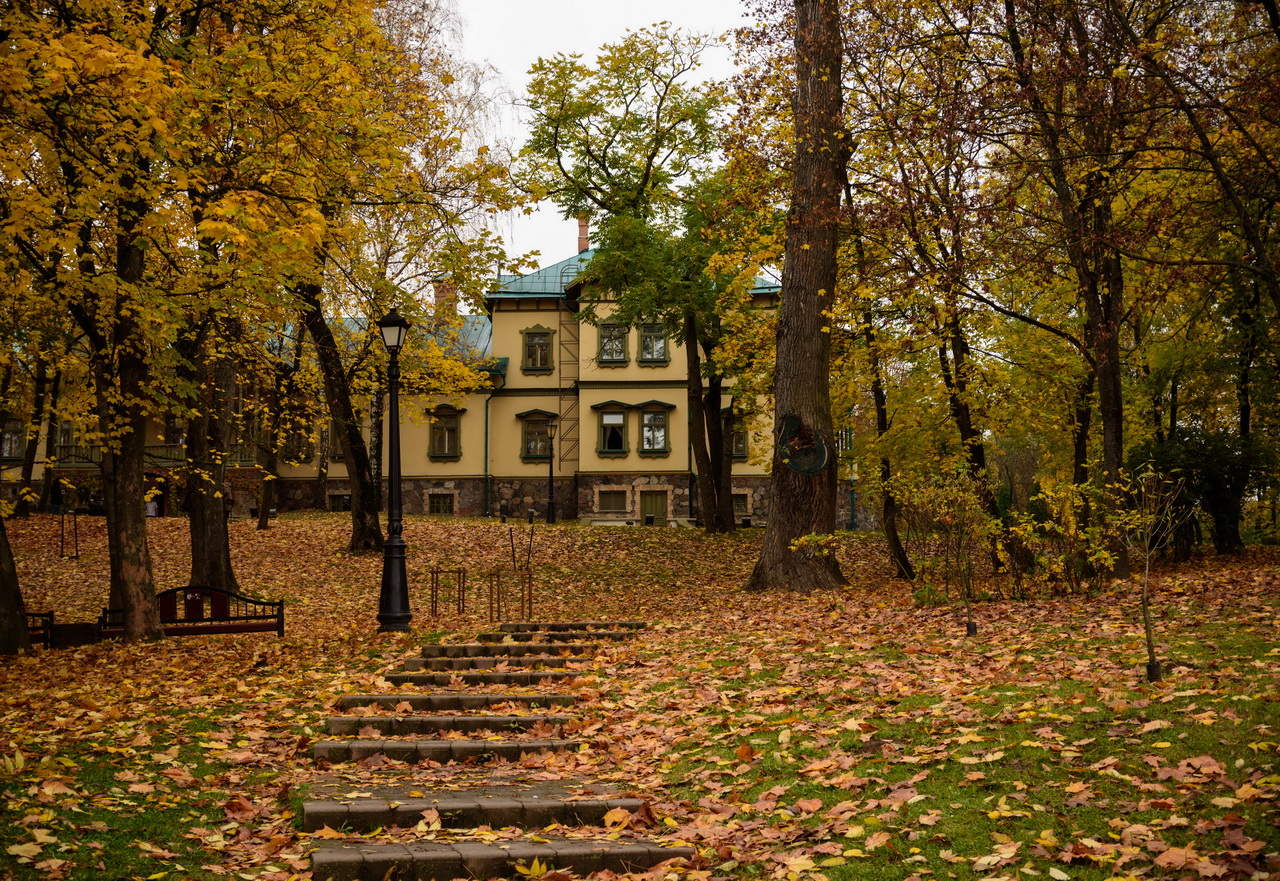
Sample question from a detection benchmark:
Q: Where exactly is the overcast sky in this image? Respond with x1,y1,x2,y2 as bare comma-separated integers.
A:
458,0,747,268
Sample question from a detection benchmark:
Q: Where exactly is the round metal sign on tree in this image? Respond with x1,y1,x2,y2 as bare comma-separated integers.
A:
778,414,830,475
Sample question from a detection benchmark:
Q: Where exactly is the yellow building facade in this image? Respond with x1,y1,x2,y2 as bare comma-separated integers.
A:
276,248,776,524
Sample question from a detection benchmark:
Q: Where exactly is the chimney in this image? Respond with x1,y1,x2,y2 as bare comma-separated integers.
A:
576,215,590,253
433,279,459,316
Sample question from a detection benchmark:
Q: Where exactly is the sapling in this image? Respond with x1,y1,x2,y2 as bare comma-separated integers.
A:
1124,468,1193,682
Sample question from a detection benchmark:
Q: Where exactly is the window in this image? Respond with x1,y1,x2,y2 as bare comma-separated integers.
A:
428,493,455,515
599,411,627,455
733,492,750,516
598,490,628,513
731,424,749,459
639,325,669,363
429,407,461,460
640,410,668,454
523,419,551,459
0,420,24,459
522,327,554,373
598,324,628,364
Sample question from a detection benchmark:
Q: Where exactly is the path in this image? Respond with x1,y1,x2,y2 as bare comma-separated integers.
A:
305,621,692,880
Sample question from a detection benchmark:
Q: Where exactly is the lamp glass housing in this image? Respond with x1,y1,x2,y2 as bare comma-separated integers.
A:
378,308,411,353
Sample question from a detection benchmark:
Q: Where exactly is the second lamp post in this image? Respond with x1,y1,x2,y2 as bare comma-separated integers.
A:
376,308,412,632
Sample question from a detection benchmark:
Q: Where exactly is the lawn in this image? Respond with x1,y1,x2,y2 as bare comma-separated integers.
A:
0,513,1276,880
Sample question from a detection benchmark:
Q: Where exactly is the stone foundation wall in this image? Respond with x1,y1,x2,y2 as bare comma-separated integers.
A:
274,476,578,519
575,473,694,523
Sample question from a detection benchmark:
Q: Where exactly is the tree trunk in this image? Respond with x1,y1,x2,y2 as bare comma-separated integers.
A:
865,321,914,580
13,359,49,518
745,0,847,591
36,369,61,513
186,351,238,591
298,282,383,551
92,166,161,639
684,311,726,533
96,361,162,639
370,376,385,513
706,370,736,531
0,516,29,655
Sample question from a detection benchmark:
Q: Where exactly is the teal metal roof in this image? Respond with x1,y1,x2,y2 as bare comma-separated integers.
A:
488,250,594,298
488,249,779,300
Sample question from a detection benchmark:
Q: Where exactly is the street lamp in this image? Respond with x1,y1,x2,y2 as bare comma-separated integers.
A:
545,420,558,524
376,307,412,632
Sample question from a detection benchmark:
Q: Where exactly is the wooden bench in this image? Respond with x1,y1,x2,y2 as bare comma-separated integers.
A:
99,586,285,637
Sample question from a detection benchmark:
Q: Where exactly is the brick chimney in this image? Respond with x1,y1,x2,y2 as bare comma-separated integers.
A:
576,215,590,253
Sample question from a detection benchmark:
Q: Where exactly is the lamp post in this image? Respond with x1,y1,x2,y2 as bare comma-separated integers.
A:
545,420,557,524
376,308,412,632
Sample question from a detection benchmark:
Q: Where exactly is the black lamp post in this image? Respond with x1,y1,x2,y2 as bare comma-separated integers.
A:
376,307,412,632
545,420,557,524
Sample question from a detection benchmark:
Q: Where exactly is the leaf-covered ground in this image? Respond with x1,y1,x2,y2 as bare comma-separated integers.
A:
0,513,1277,881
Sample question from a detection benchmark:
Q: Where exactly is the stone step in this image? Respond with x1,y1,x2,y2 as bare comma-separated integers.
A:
421,642,597,658
499,621,646,632
326,714,570,736
301,779,641,832
334,694,577,712
311,837,693,881
313,738,577,764
383,670,577,687
400,655,589,673
477,630,634,643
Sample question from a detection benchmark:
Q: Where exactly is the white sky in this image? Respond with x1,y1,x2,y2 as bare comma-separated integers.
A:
458,0,748,268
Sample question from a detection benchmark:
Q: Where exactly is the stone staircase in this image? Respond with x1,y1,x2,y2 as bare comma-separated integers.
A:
307,621,692,880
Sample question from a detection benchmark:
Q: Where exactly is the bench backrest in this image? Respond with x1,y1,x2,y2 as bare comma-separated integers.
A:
102,586,283,626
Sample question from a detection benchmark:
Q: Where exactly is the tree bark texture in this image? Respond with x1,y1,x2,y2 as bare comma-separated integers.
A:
746,0,847,591
186,351,239,591
298,281,384,552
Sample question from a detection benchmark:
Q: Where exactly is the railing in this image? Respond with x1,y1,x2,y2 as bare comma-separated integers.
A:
52,443,258,468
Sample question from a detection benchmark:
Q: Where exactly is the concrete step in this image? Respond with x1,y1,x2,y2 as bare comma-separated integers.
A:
326,714,570,736
383,670,577,687
420,642,597,658
301,779,641,832
400,655,589,672
311,837,692,881
334,693,576,712
499,621,647,632
477,630,635,643
313,738,576,764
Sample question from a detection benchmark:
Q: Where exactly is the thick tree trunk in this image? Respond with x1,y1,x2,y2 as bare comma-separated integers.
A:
13,360,49,518
299,284,383,551
186,352,238,591
96,366,162,639
746,0,847,591
684,312,726,533
92,169,161,639
0,517,29,655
